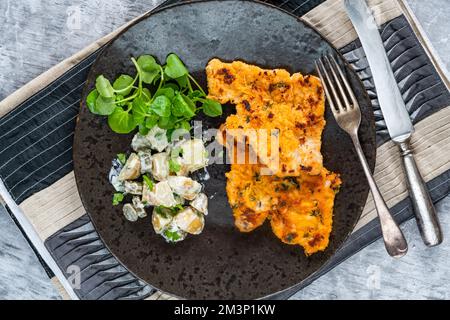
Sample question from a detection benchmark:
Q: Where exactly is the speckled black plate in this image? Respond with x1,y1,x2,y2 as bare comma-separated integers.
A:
74,0,376,299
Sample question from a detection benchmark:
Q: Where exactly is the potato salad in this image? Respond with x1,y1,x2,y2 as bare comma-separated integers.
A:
109,126,209,243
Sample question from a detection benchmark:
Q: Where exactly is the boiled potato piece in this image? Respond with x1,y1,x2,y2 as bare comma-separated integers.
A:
167,176,202,200
118,153,141,181
131,133,151,151
174,207,205,235
179,139,208,173
152,152,170,181
124,181,143,195
147,126,169,152
131,127,169,152
142,181,178,207
123,204,138,222
152,207,173,234
132,196,147,218
190,193,208,215
138,151,152,174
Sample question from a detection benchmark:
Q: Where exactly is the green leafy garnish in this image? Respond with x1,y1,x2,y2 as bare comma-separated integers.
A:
188,90,204,100
138,124,150,135
85,53,223,134
113,75,135,96
131,95,149,124
169,158,181,173
164,53,188,79
86,89,99,113
172,92,195,117
174,204,184,211
112,193,124,206
94,95,116,115
117,153,127,165
151,95,172,117
145,114,159,129
202,99,223,117
143,175,154,191
142,88,152,101
171,146,183,159
96,75,115,98
158,115,176,130
108,107,135,134
136,55,161,84
179,120,191,132
155,206,166,216
154,87,175,100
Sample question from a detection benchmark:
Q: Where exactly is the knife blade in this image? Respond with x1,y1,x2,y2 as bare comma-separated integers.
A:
345,0,443,246
345,0,413,142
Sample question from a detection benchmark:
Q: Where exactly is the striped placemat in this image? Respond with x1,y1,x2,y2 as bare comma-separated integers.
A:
0,0,448,300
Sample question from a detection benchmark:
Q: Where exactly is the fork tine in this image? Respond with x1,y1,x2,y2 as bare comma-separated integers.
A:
318,57,345,113
324,55,351,109
329,55,359,109
315,61,338,116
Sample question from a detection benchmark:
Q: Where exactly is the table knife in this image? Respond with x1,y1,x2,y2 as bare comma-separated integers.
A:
344,0,443,246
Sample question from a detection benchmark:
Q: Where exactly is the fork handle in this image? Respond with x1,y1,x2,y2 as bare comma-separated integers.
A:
396,138,443,247
351,134,408,258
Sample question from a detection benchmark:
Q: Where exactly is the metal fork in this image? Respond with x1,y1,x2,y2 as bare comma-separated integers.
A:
316,55,408,258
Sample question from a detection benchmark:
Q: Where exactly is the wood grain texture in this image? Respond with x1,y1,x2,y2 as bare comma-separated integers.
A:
20,172,85,240
0,0,448,300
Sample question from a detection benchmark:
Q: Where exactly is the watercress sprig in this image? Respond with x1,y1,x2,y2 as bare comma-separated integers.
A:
86,53,223,136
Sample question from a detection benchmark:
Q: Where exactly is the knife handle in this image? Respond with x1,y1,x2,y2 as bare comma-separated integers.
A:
397,138,443,247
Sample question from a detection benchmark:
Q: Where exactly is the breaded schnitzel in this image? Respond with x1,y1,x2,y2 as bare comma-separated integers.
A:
206,59,341,255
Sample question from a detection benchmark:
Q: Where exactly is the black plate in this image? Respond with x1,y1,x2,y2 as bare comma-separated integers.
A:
73,0,375,299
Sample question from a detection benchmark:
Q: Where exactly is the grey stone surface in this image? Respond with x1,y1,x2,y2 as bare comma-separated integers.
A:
0,0,448,300
0,206,60,299
0,0,163,100
408,0,450,73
